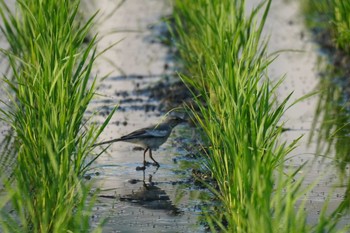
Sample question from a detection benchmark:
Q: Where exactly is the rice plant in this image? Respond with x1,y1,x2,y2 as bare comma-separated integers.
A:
0,0,115,232
301,0,350,54
333,0,350,53
303,0,350,222
172,0,345,232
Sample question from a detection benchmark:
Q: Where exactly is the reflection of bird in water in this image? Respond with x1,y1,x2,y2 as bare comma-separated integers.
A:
120,171,182,215
94,116,186,170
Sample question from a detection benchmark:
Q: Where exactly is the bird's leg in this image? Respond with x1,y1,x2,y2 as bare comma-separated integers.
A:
142,170,147,187
149,149,160,167
136,148,148,171
143,148,148,166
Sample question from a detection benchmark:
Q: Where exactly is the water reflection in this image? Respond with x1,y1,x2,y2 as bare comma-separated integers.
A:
311,58,350,217
311,60,350,177
120,170,182,215
99,169,182,216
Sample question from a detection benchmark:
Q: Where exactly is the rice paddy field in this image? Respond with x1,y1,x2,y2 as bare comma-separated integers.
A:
0,0,350,232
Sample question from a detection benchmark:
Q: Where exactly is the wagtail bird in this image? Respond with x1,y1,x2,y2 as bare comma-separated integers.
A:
94,116,186,170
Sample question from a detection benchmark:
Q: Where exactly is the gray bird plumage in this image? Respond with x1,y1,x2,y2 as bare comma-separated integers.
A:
94,116,186,170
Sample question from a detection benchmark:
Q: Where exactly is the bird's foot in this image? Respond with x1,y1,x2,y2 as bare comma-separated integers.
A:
145,161,152,166
136,160,152,170
136,161,159,170
136,166,146,171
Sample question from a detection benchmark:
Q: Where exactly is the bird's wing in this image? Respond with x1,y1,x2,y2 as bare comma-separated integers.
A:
145,128,169,137
120,125,169,139
120,128,147,139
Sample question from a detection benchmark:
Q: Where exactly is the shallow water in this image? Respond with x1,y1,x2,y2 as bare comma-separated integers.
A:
258,0,350,226
1,0,350,231
86,0,208,232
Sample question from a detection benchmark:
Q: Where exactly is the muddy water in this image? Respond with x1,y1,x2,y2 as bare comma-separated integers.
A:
255,0,350,226
87,0,350,231
87,0,350,229
1,0,350,232
86,1,206,232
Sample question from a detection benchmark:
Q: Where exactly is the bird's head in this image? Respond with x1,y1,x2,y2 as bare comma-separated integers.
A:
165,116,187,128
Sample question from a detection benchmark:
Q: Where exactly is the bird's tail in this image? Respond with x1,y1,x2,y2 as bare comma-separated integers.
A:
93,138,121,147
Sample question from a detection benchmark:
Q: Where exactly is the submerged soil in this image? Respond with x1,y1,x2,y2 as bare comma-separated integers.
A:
88,0,350,230
0,0,349,232
86,1,207,232
255,0,350,226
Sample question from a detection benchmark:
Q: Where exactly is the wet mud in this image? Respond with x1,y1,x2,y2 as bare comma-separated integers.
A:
257,0,350,226
86,0,207,232
1,0,350,231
